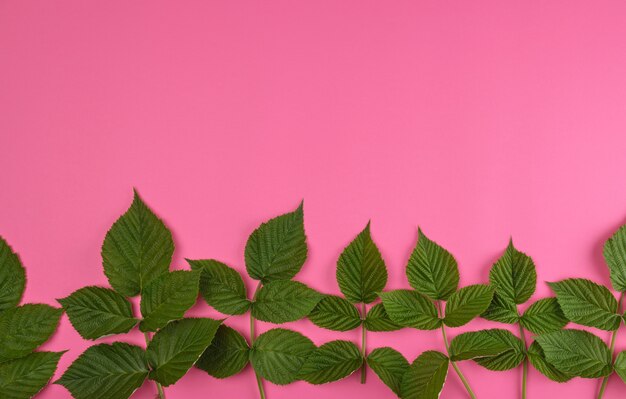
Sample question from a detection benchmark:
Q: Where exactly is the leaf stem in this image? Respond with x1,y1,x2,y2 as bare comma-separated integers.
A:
597,291,624,399
437,301,477,399
360,302,367,384
250,281,267,399
518,323,528,399
143,331,166,399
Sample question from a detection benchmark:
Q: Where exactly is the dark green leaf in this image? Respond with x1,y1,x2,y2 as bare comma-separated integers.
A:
548,279,620,331
336,223,387,304
366,347,409,396
56,343,148,399
196,325,249,379
309,295,361,332
250,328,316,385
406,229,459,301
0,351,64,399
58,286,136,340
0,236,25,314
251,280,322,324
400,351,449,399
603,224,626,292
187,259,250,315
245,203,307,282
102,190,174,297
0,304,62,362
536,329,613,378
139,271,200,332
527,341,573,383
614,351,626,385
298,340,362,384
379,290,441,330
520,297,568,334
489,240,536,305
481,293,519,324
450,329,524,370
147,318,222,386
443,284,494,327
364,303,402,332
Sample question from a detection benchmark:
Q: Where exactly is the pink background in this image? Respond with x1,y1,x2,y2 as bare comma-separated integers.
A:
2,1,626,398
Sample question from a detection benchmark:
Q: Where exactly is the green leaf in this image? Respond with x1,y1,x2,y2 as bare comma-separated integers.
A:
196,325,249,379
146,318,221,386
0,304,62,362
298,340,362,384
527,341,573,383
336,223,388,304
406,229,459,301
520,297,568,334
548,278,620,331
187,259,250,315
250,328,316,385
56,343,148,399
58,286,136,340
251,280,322,324
364,303,402,332
308,295,361,332
536,329,613,378
489,240,536,305
614,351,626,385
245,203,307,282
400,351,449,399
139,271,200,332
481,293,519,324
443,284,494,327
379,290,441,330
603,224,626,292
450,329,524,370
366,347,409,396
0,236,26,314
0,351,64,399
102,190,175,297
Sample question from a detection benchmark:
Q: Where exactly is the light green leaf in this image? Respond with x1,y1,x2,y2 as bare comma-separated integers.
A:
481,293,519,324
298,340,362,384
489,240,536,305
102,190,174,297
0,351,64,399
366,347,409,396
614,351,626,385
56,343,148,399
336,223,388,304
527,341,573,383
603,224,626,292
187,259,250,315
379,290,441,330
536,329,613,378
250,328,316,385
520,297,568,334
139,271,200,332
548,279,620,331
0,236,26,314
443,284,494,327
450,329,524,370
251,280,322,324
309,295,361,332
147,318,222,386
400,351,449,399
406,229,459,301
364,303,402,332
58,286,136,340
0,304,62,362
196,325,249,379
245,203,307,282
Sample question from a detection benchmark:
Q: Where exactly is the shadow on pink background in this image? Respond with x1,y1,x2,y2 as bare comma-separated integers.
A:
2,1,626,398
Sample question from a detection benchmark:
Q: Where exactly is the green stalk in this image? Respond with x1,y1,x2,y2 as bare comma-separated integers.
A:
360,302,367,384
518,323,528,399
143,332,166,399
250,281,267,399
437,301,477,399
597,291,625,399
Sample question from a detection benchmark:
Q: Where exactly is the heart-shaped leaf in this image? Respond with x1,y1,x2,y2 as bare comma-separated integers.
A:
489,240,536,305
0,351,64,399
187,259,250,315
527,341,573,383
0,304,62,362
298,340,362,384
309,295,361,332
196,325,250,379
251,280,322,324
379,290,440,330
102,190,174,297
520,297,568,334
0,236,26,314
400,351,449,399
366,347,409,396
603,224,626,292
364,303,402,332
443,284,494,327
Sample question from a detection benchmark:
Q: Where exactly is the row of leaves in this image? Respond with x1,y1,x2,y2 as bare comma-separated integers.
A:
4,190,626,399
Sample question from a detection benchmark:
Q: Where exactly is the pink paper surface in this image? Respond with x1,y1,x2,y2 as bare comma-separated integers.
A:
2,1,626,398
